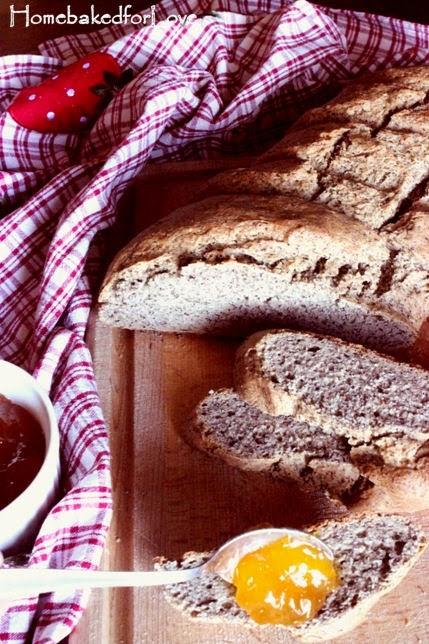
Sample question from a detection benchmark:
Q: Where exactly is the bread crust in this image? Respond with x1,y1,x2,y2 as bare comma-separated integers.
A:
203,67,429,232
98,192,425,361
99,193,386,296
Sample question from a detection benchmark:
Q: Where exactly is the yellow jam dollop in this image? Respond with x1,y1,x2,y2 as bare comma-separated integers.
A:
232,535,339,626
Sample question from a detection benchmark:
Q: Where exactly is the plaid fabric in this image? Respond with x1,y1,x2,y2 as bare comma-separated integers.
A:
1,0,429,641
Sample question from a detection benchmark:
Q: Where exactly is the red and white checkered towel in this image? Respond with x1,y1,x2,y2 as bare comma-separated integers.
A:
1,1,429,641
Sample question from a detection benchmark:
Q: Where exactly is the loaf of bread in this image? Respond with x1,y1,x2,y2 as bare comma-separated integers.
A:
189,388,370,502
98,190,428,360
98,67,429,363
235,329,429,468
205,66,429,231
157,514,427,642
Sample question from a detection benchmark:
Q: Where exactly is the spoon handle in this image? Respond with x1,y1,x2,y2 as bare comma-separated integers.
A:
0,566,202,598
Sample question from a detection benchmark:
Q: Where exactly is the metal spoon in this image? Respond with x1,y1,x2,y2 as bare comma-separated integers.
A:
0,528,332,600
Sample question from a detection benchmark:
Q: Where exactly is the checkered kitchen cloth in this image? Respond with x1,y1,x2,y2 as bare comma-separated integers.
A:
1,0,429,641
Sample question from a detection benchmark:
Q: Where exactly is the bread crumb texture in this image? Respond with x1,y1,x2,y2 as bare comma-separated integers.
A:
252,330,429,467
191,388,369,501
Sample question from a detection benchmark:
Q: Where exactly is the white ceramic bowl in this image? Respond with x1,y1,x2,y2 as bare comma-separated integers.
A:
0,360,60,554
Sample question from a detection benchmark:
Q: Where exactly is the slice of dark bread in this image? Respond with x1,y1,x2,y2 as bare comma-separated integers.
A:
156,514,427,642
234,330,429,469
188,388,370,502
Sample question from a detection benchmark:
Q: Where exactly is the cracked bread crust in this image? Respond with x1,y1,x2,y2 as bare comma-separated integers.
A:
99,194,379,281
368,65,429,90
295,82,425,130
196,161,321,201
98,193,422,358
203,66,429,232
258,122,354,166
157,514,427,642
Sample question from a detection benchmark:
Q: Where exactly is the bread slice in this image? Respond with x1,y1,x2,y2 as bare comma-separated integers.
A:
188,388,371,502
156,514,427,642
98,193,424,360
234,329,429,469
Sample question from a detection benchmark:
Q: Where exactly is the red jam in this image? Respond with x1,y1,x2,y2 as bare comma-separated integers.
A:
0,394,45,510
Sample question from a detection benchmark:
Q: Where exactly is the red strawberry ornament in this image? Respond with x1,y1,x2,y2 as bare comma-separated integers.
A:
8,52,131,134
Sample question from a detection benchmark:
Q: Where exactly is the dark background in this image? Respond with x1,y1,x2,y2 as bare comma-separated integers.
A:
1,1,429,56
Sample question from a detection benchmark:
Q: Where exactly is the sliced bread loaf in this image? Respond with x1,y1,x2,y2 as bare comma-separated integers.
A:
157,514,427,642
98,193,424,360
235,329,429,468
188,388,370,502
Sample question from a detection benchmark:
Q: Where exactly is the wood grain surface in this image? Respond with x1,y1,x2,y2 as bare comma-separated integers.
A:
70,160,429,644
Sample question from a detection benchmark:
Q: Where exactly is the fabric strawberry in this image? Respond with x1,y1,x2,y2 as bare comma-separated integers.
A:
8,52,132,134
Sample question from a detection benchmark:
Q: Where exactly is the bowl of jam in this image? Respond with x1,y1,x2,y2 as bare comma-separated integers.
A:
0,360,60,554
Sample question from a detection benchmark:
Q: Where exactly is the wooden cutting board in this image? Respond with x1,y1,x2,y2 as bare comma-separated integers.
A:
71,159,429,644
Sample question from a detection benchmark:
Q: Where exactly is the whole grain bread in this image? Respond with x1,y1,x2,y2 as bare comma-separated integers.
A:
234,329,429,469
188,388,370,502
156,514,427,642
204,66,429,231
98,193,425,360
98,65,429,363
